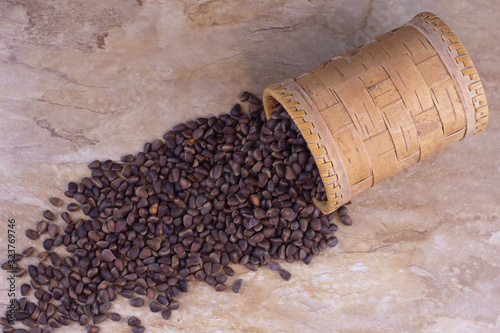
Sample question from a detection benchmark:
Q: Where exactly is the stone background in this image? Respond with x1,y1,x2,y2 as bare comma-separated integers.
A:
0,0,499,332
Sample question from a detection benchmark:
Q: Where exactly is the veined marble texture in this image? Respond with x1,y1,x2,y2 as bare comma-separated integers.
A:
0,0,499,332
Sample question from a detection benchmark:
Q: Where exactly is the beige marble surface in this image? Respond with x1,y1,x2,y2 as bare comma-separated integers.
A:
1,0,499,332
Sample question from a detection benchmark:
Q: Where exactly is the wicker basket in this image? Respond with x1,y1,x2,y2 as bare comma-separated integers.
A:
263,12,488,214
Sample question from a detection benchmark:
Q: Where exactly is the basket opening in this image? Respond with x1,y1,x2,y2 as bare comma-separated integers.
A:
262,86,342,214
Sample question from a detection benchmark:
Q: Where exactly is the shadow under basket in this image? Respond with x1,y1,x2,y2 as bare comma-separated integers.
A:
263,12,488,214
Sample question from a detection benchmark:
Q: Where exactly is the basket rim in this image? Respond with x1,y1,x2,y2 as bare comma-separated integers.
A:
263,81,351,214
408,12,488,135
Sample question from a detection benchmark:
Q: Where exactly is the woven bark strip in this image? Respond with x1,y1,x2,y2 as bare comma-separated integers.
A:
263,12,488,214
